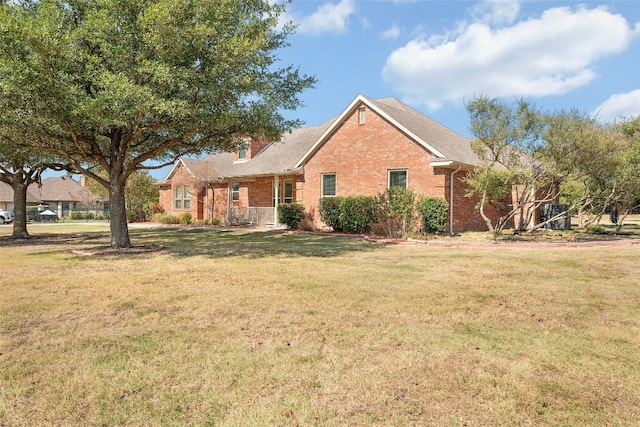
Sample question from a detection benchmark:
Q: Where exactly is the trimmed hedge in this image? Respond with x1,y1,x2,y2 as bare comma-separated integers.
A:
320,192,449,237
417,197,448,235
319,196,382,233
278,203,306,229
318,197,342,231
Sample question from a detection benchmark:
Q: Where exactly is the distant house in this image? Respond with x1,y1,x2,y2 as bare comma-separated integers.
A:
157,95,504,233
0,176,107,218
0,182,42,211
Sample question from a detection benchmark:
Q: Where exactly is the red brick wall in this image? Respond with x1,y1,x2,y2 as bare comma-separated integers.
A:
300,102,491,232
157,163,203,220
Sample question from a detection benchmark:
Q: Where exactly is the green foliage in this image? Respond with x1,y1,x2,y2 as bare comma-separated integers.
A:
178,212,192,225
0,0,315,247
126,171,159,222
318,198,343,231
277,203,305,229
417,197,449,235
152,213,179,224
338,196,381,233
318,196,382,233
378,187,416,237
586,224,606,234
70,211,84,220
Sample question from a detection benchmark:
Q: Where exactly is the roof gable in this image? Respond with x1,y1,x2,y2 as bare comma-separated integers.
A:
162,95,480,183
294,95,479,169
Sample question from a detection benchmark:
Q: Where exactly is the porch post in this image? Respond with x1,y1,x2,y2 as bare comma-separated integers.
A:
226,182,232,224
273,177,280,226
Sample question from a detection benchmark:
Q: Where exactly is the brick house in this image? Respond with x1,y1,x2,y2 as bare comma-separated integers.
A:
0,176,107,218
157,95,502,233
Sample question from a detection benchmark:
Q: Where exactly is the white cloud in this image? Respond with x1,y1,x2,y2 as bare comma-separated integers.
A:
294,0,355,35
593,90,640,122
471,0,521,25
383,5,638,110
382,24,401,40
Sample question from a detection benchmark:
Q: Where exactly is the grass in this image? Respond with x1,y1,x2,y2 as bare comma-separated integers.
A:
1,224,639,426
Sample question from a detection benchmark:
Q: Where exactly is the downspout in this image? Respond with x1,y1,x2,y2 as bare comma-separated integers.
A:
450,165,462,236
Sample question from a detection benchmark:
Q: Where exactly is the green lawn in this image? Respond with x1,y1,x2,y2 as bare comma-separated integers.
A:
1,224,639,426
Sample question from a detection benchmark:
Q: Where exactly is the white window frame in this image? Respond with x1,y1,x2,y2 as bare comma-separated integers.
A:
183,187,191,209
388,169,408,189
174,186,182,209
358,107,366,124
231,182,240,201
174,185,191,210
322,173,337,197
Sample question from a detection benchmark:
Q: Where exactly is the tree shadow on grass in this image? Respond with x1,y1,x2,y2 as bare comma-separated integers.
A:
129,228,380,259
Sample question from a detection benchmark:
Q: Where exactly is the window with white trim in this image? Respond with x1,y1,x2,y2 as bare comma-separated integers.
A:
174,186,182,209
183,188,191,209
237,141,248,160
358,107,366,124
322,173,336,197
174,186,191,210
231,182,240,201
388,170,407,189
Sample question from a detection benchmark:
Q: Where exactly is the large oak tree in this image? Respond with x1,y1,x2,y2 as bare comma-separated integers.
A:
1,0,315,247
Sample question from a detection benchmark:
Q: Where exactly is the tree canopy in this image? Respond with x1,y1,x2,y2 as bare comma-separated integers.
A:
466,95,640,233
0,0,315,247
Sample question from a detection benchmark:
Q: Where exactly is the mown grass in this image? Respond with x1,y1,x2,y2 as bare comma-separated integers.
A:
1,224,639,426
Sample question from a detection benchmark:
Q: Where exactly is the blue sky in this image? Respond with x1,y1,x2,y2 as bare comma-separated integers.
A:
277,0,640,139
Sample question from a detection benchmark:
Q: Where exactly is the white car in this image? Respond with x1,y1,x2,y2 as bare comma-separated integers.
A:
0,209,13,224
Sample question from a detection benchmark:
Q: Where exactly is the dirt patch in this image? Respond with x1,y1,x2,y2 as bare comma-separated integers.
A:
71,244,166,256
0,233,101,246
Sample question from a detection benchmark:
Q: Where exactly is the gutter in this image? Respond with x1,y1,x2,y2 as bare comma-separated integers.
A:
449,165,462,236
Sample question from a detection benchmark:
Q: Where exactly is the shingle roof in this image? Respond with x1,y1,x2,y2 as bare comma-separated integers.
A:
33,177,100,203
0,182,43,203
1,176,103,204
164,95,478,182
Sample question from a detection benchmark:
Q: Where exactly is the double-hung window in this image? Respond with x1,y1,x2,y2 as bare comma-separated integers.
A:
322,173,337,197
174,186,191,210
231,182,240,201
389,170,408,189
283,179,293,204
183,188,191,209
174,187,182,209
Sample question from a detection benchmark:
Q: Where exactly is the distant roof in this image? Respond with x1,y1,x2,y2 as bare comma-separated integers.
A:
162,95,479,182
32,177,102,203
0,182,43,203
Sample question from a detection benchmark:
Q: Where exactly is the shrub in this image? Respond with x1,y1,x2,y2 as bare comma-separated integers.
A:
378,187,416,237
152,213,179,224
417,197,448,235
586,224,606,234
70,211,84,220
84,212,95,220
278,203,306,229
297,216,316,232
211,217,223,226
338,196,381,233
318,197,343,231
178,212,192,225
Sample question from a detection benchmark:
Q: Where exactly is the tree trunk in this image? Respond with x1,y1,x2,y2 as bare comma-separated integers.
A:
109,178,132,248
11,180,30,239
